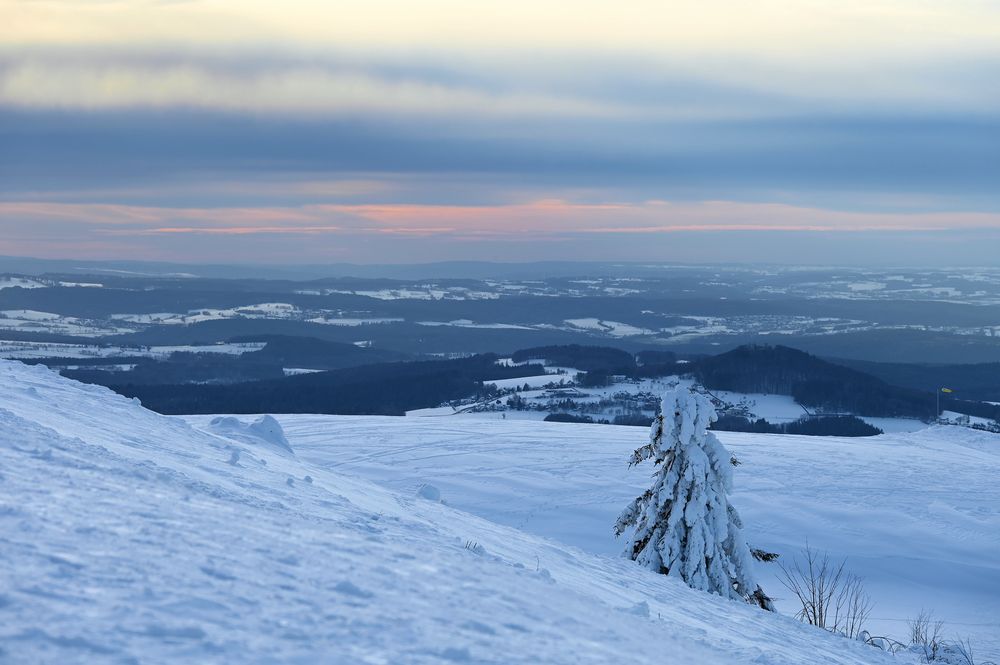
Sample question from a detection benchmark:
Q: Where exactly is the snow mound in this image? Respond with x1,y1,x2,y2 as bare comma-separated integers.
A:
417,483,443,502
0,359,896,664
207,414,294,455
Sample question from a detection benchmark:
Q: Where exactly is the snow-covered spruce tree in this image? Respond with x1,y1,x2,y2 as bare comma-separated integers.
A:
614,387,774,610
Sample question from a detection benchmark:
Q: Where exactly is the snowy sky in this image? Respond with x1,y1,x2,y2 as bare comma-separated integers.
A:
2,0,999,264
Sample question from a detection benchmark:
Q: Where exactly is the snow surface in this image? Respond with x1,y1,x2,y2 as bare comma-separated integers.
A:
0,359,903,664
214,415,1000,658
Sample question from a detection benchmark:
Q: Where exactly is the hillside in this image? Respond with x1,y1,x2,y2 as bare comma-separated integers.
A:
0,360,902,663
202,413,1000,659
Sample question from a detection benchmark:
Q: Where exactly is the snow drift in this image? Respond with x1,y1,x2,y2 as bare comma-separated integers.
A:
206,414,295,455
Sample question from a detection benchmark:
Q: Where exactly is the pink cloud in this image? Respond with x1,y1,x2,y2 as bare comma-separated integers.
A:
1,199,998,262
114,226,344,236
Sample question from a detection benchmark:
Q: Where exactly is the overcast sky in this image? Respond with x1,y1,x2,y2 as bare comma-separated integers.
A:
2,0,999,265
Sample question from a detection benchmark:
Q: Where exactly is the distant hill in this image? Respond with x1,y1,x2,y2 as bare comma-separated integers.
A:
831,357,1000,403
690,345,935,419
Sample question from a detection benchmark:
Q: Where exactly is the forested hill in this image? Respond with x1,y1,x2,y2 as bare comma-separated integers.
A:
691,345,936,419
105,354,539,415
831,357,1000,403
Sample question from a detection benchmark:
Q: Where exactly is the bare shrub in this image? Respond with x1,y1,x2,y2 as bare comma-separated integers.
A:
909,609,945,661
778,545,873,639
857,631,906,654
946,638,998,665
905,611,998,665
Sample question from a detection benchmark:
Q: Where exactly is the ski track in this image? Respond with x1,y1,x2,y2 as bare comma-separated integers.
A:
0,360,908,664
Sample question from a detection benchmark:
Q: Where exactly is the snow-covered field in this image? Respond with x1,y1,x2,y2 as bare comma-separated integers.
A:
0,309,134,336
1,359,913,664
412,372,928,434
0,277,46,290
200,415,999,658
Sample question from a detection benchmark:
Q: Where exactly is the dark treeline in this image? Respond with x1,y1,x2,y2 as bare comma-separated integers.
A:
102,354,538,415
22,355,152,368
544,413,603,424
711,415,883,437
943,398,1000,421
604,412,883,436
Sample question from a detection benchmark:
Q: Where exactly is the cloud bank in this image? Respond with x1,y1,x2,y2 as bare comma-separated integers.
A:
1,0,999,264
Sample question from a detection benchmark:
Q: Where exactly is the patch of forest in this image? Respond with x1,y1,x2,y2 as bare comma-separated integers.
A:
691,345,937,419
711,415,883,437
99,354,542,415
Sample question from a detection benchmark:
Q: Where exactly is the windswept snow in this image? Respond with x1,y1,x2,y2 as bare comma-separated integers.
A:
0,360,900,664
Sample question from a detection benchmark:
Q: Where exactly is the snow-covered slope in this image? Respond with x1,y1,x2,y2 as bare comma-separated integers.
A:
187,414,1000,659
0,361,898,664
